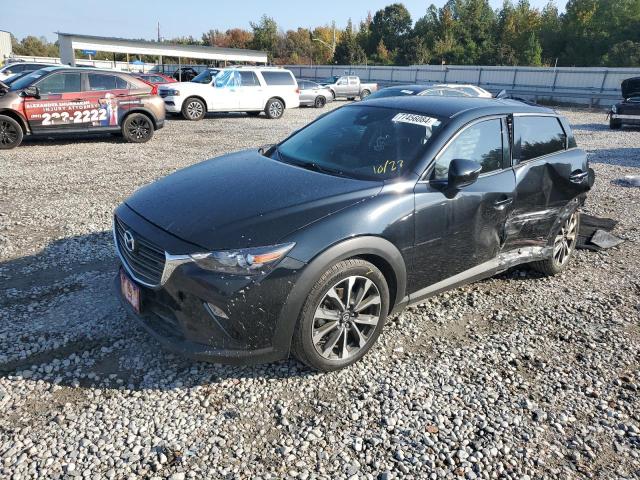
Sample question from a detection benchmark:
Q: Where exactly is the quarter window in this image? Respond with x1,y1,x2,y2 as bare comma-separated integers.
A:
88,74,128,91
36,73,82,94
513,116,566,163
433,119,504,180
261,71,296,86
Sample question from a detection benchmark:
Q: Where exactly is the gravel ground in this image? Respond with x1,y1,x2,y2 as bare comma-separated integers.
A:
0,104,639,480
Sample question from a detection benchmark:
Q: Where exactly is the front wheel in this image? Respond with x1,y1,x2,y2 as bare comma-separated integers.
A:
291,259,389,371
530,211,579,276
0,115,23,150
122,113,154,143
609,118,621,130
360,90,371,100
181,97,206,121
265,98,285,119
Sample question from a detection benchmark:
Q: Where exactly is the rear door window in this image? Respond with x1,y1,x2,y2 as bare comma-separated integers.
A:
261,71,295,86
36,72,82,94
514,116,566,164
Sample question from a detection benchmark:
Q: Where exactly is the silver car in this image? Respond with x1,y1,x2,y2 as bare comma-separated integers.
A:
298,80,334,108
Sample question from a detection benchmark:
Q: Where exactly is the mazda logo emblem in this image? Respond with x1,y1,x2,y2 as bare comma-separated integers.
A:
123,230,136,253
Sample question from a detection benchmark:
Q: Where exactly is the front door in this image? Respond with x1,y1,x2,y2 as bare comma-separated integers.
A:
410,117,515,299
211,70,242,111
24,71,86,133
334,77,349,97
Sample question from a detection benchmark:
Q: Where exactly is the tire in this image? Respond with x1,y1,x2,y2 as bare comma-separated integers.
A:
360,90,371,100
265,98,285,119
291,259,390,372
0,115,24,150
331,90,336,100
121,113,154,143
530,211,580,276
609,118,621,130
347,97,356,101
314,96,327,108
181,97,206,121
247,111,261,117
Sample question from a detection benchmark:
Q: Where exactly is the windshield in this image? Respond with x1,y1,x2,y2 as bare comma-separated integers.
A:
9,70,48,91
274,105,444,180
191,69,219,84
366,88,417,100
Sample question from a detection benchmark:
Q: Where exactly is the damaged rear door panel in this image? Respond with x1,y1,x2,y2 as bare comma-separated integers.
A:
503,114,590,250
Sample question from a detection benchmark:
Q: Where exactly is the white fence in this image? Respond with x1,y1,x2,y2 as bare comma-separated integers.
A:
286,64,640,107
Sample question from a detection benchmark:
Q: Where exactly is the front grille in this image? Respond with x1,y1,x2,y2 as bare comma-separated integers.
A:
114,216,166,286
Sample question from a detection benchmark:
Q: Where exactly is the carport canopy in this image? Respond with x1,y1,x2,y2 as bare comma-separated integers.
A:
57,32,268,67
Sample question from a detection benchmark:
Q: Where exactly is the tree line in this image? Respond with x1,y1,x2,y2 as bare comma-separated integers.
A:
10,0,640,67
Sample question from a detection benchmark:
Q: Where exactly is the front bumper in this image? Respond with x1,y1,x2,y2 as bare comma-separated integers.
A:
162,97,182,112
611,113,640,122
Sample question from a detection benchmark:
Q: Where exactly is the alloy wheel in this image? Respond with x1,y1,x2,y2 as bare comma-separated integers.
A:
269,101,283,118
128,117,151,140
0,120,19,146
187,101,204,119
553,212,578,267
312,276,382,360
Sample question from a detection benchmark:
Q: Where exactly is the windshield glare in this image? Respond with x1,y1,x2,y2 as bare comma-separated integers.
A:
275,105,444,180
367,88,415,100
9,70,47,91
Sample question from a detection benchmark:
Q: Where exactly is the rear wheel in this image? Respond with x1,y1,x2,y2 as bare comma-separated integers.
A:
265,98,285,119
360,89,371,100
531,211,579,276
0,115,23,150
181,97,206,121
314,96,326,108
122,113,154,143
609,118,621,130
292,259,389,371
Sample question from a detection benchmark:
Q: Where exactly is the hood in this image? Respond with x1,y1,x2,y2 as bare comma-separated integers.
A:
621,77,640,99
125,150,382,251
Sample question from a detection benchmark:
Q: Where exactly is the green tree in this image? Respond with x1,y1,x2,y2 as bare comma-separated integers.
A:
539,1,563,65
333,19,366,65
369,3,412,54
396,36,431,65
11,35,59,57
604,40,640,66
250,15,279,61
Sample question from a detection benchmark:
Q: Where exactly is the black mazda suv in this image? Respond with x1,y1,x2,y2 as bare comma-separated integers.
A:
114,96,593,371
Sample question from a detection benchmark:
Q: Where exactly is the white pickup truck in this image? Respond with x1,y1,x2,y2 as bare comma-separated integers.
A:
321,75,378,100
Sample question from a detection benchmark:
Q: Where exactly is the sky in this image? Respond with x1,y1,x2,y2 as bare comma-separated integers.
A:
3,0,554,42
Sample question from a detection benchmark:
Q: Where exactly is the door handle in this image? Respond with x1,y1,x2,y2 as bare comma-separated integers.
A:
493,197,514,209
569,171,588,183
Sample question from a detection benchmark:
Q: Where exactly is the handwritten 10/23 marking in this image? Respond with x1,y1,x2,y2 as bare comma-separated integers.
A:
42,109,108,126
373,159,404,175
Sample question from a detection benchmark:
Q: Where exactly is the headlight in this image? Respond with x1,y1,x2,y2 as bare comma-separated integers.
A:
611,105,617,113
190,243,295,275
165,89,180,96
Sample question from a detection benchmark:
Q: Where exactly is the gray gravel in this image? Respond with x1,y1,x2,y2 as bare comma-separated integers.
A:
1,104,639,479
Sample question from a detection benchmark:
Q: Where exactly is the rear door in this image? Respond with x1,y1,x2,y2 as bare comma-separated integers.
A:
24,71,85,133
84,72,132,130
410,116,515,296
237,71,264,110
504,114,589,250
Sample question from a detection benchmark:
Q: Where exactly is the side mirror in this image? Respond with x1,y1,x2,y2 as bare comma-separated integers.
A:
448,159,482,189
22,86,40,98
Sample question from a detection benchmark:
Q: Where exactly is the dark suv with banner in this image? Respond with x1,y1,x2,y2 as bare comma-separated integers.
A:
610,76,640,129
0,66,165,149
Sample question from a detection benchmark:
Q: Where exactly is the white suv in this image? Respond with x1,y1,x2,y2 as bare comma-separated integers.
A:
159,67,300,120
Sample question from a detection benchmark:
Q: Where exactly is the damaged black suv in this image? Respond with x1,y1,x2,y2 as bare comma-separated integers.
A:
610,76,640,129
114,97,593,371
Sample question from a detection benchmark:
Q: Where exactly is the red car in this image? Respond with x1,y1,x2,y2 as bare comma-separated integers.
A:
132,73,176,86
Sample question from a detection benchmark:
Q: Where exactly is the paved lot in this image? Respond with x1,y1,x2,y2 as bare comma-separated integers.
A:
1,104,639,479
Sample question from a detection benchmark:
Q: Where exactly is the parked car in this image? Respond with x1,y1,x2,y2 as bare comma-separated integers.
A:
172,67,201,82
609,76,640,129
113,96,593,371
365,84,473,101
298,80,334,108
0,62,57,81
434,84,493,98
0,66,165,149
159,67,300,120
318,75,341,86
132,73,177,86
324,75,378,100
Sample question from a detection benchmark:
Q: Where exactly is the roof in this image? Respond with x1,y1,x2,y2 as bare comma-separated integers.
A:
57,32,267,63
358,96,553,118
